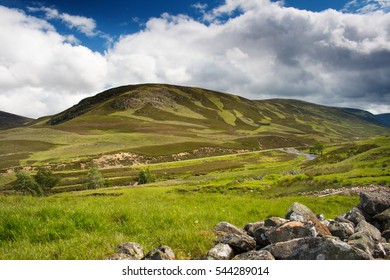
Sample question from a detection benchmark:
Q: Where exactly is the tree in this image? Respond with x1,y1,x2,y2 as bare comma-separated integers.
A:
309,141,325,155
85,168,111,189
34,168,59,192
13,168,60,196
13,171,43,196
137,168,155,185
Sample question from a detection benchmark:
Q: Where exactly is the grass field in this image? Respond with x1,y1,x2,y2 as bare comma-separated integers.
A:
0,136,389,259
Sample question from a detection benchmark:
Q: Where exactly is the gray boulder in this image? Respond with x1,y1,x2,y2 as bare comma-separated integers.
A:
244,221,265,237
107,242,144,260
143,245,175,260
285,202,331,236
327,221,355,241
207,243,234,260
359,192,390,216
253,225,273,247
342,207,367,225
217,232,256,254
232,250,275,260
355,220,383,242
264,217,288,227
348,232,375,256
264,237,371,260
268,221,314,244
373,208,390,231
382,229,390,242
215,221,245,236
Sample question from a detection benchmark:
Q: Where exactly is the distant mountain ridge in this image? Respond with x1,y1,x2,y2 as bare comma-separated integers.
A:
0,111,33,129
46,84,389,142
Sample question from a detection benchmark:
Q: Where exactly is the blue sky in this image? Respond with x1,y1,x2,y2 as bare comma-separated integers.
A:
0,0,390,117
0,0,360,53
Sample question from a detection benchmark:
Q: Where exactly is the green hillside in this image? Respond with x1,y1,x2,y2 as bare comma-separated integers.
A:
0,84,389,172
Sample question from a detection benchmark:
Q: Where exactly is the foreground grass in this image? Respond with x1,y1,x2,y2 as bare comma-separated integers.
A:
0,185,358,260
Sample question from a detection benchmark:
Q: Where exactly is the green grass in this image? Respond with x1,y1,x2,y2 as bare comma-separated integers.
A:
0,187,358,260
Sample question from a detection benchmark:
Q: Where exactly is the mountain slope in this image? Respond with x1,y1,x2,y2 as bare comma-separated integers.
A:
0,84,389,169
374,113,390,127
0,111,33,129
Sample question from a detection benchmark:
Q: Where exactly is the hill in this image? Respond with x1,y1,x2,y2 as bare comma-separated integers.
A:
0,84,389,171
375,113,390,127
0,111,33,129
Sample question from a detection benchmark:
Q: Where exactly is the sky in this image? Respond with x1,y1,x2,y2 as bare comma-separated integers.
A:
0,0,390,118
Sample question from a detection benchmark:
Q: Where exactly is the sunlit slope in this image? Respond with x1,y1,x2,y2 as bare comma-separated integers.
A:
0,84,389,169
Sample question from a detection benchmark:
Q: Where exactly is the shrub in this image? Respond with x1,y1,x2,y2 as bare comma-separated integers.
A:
137,168,155,185
34,168,60,192
85,168,111,189
13,171,44,196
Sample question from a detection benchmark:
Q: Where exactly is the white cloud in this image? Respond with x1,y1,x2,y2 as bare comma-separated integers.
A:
0,6,107,117
0,1,390,118
343,0,390,13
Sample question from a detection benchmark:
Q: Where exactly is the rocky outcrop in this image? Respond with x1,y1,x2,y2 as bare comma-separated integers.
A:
206,191,390,260
107,243,175,260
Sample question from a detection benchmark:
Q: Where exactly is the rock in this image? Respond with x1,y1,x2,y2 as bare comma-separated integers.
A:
218,233,256,254
327,221,355,241
244,221,265,237
143,245,175,260
268,221,314,244
355,220,383,242
264,217,288,227
373,208,390,231
380,243,390,259
106,242,144,260
316,214,324,221
117,242,144,260
348,232,375,256
206,243,234,260
264,237,371,260
253,225,273,247
215,222,245,236
382,229,390,242
342,207,367,225
359,192,390,216
285,202,332,236
232,250,275,260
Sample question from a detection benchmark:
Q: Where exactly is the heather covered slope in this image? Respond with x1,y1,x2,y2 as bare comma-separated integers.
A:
0,84,389,170
0,111,33,129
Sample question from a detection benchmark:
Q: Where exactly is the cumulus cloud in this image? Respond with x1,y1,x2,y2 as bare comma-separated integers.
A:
343,0,390,13
105,0,390,113
0,6,107,117
1,0,390,117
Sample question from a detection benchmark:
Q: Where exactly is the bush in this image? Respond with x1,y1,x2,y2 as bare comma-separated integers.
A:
14,171,44,196
137,168,155,185
13,168,60,196
85,168,111,189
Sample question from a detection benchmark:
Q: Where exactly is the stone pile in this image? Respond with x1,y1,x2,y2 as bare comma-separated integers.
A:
207,191,390,260
108,191,390,260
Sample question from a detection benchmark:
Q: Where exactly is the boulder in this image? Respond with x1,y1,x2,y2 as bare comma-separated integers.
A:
264,237,371,260
215,221,245,236
264,217,288,227
359,192,390,216
348,232,375,256
232,250,275,260
106,242,144,260
206,243,234,260
143,245,175,260
342,207,367,225
253,225,273,247
355,220,383,242
327,221,355,241
382,229,390,242
217,233,256,254
268,221,314,244
285,202,331,236
244,221,265,237
373,208,390,231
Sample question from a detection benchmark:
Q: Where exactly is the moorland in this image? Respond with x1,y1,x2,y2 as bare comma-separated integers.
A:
0,84,389,259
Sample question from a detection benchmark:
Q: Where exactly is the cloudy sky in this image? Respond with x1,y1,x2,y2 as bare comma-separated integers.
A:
0,0,390,118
